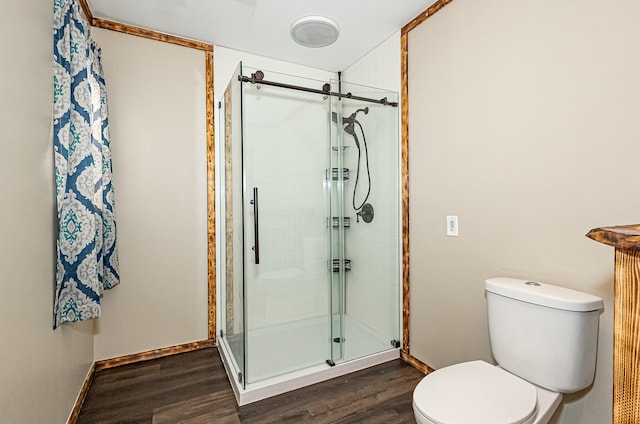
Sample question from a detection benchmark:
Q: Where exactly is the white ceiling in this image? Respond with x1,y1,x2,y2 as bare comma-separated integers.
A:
87,0,436,72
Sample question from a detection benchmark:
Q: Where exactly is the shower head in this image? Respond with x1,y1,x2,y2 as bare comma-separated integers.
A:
345,108,367,147
332,107,368,148
344,122,356,136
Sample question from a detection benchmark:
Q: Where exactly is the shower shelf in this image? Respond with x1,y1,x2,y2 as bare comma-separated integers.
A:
326,167,349,181
331,258,352,272
329,217,351,228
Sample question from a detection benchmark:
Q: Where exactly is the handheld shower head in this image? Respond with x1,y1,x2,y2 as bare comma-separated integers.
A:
345,123,358,149
332,107,368,147
330,106,372,216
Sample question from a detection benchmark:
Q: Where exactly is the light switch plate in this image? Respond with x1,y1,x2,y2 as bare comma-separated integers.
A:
446,216,458,237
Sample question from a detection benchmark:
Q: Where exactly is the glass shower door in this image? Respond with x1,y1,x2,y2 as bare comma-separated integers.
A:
241,68,332,383
220,62,246,388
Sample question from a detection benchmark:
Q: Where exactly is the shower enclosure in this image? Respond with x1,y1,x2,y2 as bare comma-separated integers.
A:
216,63,400,404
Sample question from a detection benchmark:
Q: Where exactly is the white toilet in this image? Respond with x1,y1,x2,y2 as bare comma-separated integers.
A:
413,277,604,424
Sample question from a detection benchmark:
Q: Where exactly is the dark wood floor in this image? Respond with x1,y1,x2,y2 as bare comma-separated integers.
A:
77,348,424,424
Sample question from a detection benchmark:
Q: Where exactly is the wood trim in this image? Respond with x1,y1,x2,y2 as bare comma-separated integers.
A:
77,0,94,24
67,362,95,424
612,248,640,422
588,227,640,423
206,50,217,341
79,1,212,51
92,18,213,52
400,350,435,375
80,1,213,52
402,0,454,35
401,30,410,355
94,340,215,371
587,225,640,251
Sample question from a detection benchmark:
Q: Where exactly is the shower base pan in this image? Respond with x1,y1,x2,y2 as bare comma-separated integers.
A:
217,318,400,405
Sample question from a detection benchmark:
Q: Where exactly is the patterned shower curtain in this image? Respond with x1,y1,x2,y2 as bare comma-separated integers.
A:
52,0,120,328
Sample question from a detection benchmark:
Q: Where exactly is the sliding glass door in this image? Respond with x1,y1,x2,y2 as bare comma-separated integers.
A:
241,68,333,383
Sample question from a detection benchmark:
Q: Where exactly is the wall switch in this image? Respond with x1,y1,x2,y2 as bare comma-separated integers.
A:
446,216,459,237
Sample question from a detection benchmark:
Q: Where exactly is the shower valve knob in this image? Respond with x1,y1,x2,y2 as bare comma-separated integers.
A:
356,203,374,223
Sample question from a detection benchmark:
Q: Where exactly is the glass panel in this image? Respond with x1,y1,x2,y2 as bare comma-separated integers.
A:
221,62,246,388
329,94,346,364
330,79,401,363
242,68,332,383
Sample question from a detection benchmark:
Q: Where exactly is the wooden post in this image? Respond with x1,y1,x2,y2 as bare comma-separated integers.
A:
587,224,640,423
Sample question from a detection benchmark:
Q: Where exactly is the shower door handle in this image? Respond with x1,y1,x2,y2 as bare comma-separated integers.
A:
251,187,260,264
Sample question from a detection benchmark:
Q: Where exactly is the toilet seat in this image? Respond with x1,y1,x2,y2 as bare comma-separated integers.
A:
413,360,538,424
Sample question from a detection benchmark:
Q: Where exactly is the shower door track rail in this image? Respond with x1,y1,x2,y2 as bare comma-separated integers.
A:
240,71,398,107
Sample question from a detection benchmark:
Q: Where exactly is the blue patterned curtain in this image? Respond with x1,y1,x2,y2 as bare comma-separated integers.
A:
53,0,120,328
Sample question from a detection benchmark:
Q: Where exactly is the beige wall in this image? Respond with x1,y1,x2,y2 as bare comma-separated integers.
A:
91,28,208,360
0,0,95,422
406,0,640,422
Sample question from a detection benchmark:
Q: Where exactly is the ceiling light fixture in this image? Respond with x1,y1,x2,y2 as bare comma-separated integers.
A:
290,16,340,48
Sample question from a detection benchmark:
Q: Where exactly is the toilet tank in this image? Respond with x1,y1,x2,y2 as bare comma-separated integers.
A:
485,277,604,393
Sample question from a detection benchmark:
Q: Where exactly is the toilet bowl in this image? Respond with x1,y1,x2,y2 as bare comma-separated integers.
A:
412,278,603,424
413,361,562,424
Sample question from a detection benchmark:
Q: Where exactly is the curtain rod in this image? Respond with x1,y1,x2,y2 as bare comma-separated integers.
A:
239,70,398,107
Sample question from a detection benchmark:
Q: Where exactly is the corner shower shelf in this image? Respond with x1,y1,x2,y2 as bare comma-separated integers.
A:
332,259,352,272
326,167,349,181
329,217,351,228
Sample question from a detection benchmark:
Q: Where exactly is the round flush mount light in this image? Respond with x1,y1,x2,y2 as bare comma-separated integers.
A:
290,16,340,48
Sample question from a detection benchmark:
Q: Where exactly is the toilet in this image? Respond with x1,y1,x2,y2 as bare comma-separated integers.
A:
413,277,604,424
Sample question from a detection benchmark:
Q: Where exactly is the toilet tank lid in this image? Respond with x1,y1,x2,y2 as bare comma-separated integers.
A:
485,277,604,312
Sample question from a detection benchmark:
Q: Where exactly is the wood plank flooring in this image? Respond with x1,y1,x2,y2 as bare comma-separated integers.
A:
77,348,424,424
